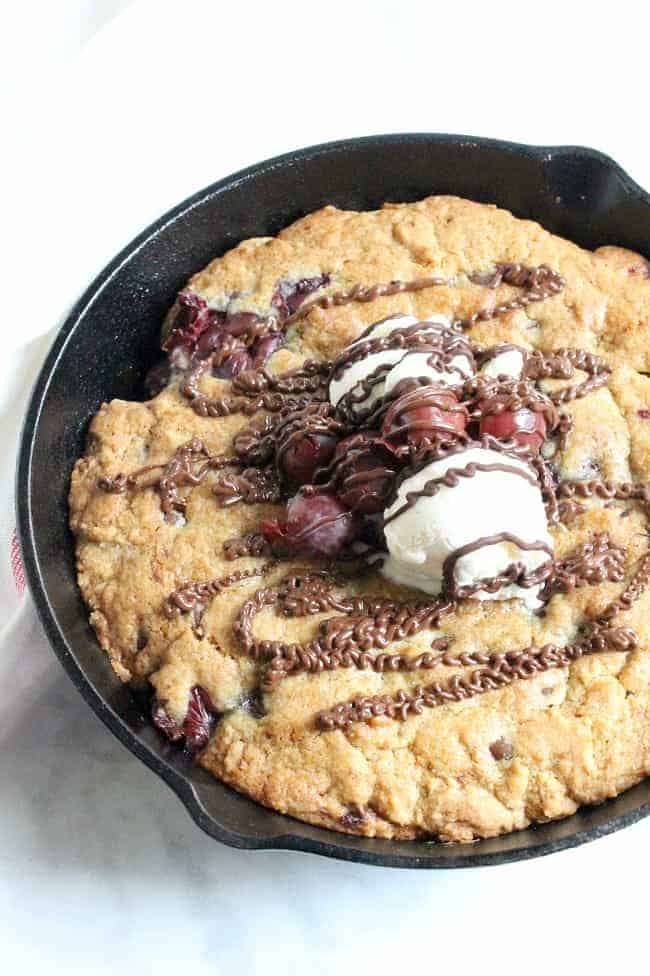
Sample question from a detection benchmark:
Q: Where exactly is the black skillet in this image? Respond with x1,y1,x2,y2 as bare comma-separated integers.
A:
17,134,650,868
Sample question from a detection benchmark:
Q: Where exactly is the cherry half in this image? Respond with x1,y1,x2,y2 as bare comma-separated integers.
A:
382,383,468,449
328,433,397,515
278,431,339,488
479,403,547,450
262,492,359,558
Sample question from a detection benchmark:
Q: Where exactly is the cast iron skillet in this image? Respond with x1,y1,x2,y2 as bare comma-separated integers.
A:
17,134,650,868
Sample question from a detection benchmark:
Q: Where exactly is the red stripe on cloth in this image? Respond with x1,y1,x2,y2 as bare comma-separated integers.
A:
10,529,26,595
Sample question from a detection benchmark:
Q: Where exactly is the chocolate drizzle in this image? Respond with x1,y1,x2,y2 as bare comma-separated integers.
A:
223,532,273,560
465,376,558,428
282,275,449,325
442,533,554,600
165,563,276,619
543,533,626,597
282,262,564,333
524,348,612,403
232,360,330,398
114,258,650,738
555,414,574,454
212,466,282,506
594,550,650,623
98,438,239,520
180,357,321,419
312,541,650,731
558,479,650,505
314,624,637,731
202,571,455,687
459,263,565,328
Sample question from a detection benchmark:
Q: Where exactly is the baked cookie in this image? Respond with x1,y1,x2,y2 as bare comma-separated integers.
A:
69,196,650,842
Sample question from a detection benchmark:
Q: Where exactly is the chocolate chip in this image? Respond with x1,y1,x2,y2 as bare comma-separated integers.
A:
431,636,453,651
489,737,514,760
151,686,220,755
241,687,266,719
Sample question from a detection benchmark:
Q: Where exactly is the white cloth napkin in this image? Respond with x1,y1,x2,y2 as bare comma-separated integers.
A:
0,333,55,626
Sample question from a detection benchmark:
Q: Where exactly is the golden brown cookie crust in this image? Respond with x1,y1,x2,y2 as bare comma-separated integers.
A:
69,196,650,842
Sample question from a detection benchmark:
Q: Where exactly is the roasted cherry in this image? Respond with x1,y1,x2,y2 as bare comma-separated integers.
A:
251,332,284,369
162,292,217,354
182,686,220,753
382,383,467,448
262,492,359,558
194,316,227,359
271,274,331,318
479,405,547,450
330,433,397,515
151,685,220,755
162,293,284,377
278,431,339,488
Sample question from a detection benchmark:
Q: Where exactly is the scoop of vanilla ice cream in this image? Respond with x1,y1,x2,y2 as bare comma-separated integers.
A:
329,314,457,414
383,349,473,396
381,446,552,607
480,347,525,380
350,314,420,345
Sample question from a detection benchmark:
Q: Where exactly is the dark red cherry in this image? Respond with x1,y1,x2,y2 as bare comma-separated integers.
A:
162,292,216,354
194,314,234,360
382,384,467,448
479,404,547,450
222,311,265,338
262,492,359,557
182,686,220,753
151,701,184,742
331,434,397,515
279,432,339,487
251,332,284,368
151,686,220,754
271,274,331,318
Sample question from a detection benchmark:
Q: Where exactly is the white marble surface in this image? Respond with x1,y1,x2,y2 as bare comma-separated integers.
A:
3,2,650,970
2,605,649,973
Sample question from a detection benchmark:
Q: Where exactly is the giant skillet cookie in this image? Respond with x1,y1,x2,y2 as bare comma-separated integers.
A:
70,196,650,842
